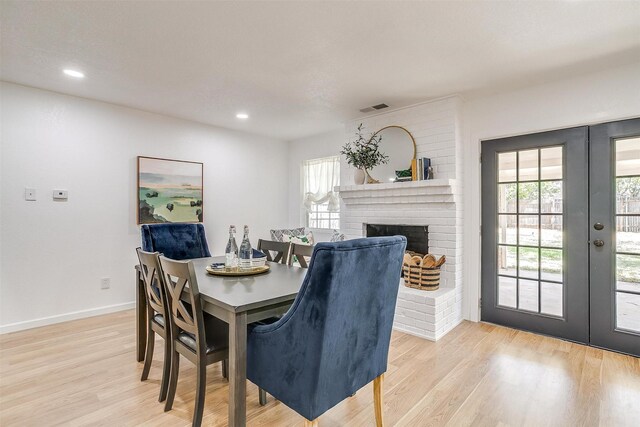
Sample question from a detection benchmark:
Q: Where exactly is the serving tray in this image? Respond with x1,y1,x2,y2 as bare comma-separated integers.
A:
205,264,270,276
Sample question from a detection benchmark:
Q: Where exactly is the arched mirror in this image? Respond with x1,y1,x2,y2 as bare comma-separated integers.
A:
369,126,417,183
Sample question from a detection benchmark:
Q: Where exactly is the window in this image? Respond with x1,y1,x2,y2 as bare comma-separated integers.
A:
303,156,340,229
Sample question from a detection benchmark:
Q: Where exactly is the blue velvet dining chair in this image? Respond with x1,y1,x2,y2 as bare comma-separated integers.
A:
247,236,407,426
140,223,211,260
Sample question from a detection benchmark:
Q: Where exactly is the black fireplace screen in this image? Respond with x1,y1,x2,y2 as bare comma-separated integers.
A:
365,224,429,256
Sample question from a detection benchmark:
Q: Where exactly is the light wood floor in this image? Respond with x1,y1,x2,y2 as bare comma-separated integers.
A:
1,310,639,426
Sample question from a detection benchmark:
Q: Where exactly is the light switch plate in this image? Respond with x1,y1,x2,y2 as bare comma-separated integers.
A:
25,188,36,201
53,190,68,201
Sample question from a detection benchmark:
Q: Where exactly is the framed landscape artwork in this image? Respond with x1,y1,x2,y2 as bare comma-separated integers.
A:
137,156,203,224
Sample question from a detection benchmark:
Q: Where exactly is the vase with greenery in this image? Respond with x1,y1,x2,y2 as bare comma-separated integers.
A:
341,123,389,184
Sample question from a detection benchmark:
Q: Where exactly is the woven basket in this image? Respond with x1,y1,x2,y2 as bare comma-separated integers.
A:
402,254,444,291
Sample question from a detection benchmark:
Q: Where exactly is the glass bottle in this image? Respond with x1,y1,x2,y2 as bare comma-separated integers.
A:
225,225,239,271
238,225,253,270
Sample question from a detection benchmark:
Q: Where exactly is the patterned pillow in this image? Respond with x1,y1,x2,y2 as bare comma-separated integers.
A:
330,230,345,242
288,234,313,245
270,227,315,245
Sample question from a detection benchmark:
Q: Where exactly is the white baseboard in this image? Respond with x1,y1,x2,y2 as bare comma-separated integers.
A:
0,301,135,335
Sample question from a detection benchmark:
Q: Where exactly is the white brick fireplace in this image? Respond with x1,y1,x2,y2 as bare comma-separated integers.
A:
338,97,464,340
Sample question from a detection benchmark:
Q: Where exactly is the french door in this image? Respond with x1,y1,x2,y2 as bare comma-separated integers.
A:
481,118,640,356
590,119,640,355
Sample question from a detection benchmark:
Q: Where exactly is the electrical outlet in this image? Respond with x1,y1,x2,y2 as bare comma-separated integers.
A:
100,278,111,290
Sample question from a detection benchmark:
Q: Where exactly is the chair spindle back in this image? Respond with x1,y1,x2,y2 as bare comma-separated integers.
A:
159,257,206,352
257,239,292,264
136,248,167,317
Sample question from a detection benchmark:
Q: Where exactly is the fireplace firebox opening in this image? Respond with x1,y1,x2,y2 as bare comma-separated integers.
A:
364,224,429,256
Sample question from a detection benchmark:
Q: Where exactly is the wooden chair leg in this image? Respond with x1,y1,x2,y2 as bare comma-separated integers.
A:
304,419,318,427
259,388,267,406
141,328,155,381
164,349,180,412
373,374,384,427
193,361,206,427
222,358,228,380
159,336,171,402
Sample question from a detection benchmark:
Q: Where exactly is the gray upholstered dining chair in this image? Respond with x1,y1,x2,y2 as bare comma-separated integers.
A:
136,248,172,403
247,236,407,426
141,223,211,260
257,239,292,264
159,256,229,427
289,243,314,268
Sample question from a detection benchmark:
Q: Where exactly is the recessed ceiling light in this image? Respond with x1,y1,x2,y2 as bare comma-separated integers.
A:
236,113,249,119
63,69,85,78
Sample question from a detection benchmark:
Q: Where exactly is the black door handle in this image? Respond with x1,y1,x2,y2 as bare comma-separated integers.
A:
593,239,605,247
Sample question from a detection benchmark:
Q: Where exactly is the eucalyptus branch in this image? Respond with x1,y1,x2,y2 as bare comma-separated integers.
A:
340,123,389,170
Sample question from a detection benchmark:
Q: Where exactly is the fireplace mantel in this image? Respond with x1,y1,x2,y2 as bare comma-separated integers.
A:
336,179,458,205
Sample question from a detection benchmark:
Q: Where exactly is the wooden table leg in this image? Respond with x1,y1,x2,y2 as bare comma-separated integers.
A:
135,268,147,362
228,311,247,427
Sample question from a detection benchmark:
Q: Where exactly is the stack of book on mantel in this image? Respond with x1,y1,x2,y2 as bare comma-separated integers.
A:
410,157,433,181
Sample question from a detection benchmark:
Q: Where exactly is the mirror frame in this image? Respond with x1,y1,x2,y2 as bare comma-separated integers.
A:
369,125,417,179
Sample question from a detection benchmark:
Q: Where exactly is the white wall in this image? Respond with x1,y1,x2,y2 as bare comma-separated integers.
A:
0,82,289,332
287,129,344,240
462,61,640,321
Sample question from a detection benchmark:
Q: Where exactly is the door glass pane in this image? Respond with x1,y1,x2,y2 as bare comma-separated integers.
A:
498,276,517,308
498,246,517,276
498,152,517,182
540,146,563,180
541,249,563,282
499,183,517,213
616,292,640,333
518,247,539,279
540,181,563,213
518,182,539,213
518,279,539,312
615,137,640,177
498,215,517,245
616,178,640,214
518,215,539,246
541,282,563,317
617,219,640,254
541,215,563,248
616,254,640,293
519,149,539,181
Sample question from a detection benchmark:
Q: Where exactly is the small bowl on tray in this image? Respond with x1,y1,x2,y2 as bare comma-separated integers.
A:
251,249,267,267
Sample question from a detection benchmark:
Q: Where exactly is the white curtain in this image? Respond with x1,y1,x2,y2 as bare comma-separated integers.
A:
303,156,340,212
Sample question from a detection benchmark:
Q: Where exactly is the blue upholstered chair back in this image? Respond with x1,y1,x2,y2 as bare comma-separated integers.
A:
140,223,211,260
247,236,407,421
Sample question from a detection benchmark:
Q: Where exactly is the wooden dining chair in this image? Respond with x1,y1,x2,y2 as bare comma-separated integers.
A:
289,243,314,268
159,256,230,427
136,248,172,403
257,239,292,264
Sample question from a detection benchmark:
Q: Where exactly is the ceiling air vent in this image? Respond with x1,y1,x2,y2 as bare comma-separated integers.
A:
359,103,389,113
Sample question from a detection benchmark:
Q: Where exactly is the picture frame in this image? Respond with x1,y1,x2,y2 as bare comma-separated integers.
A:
137,156,204,224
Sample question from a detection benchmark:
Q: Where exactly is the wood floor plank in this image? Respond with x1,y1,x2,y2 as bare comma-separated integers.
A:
1,310,638,426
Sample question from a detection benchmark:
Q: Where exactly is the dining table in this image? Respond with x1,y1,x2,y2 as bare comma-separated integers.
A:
135,257,308,427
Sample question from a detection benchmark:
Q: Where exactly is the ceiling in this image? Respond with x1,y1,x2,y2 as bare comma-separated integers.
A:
2,1,639,140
